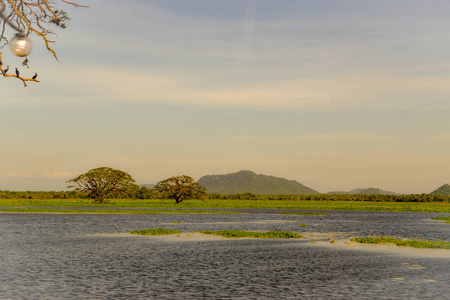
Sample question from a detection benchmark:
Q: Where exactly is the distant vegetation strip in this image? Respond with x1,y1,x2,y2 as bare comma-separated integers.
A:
279,212,328,216
207,193,450,202
130,228,181,235
200,230,302,239
1,190,449,203
352,237,450,249
0,208,240,214
432,216,450,223
0,199,449,212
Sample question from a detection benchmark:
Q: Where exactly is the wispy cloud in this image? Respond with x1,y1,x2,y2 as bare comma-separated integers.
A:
7,173,35,178
302,133,395,140
7,172,71,179
45,171,71,179
224,133,396,141
47,61,449,111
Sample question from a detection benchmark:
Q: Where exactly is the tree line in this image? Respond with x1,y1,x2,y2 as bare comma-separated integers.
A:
207,193,450,203
1,167,448,203
1,189,448,203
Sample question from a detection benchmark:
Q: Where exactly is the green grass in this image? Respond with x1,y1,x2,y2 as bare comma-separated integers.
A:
432,216,450,223
298,224,309,227
200,230,302,239
130,228,181,235
0,199,449,212
279,212,328,216
352,237,450,249
0,208,240,214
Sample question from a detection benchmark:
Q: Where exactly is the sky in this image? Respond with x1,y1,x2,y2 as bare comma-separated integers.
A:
1,0,449,193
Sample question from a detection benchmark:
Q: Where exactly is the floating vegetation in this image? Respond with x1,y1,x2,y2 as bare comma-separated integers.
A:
279,212,328,216
298,224,309,227
130,228,181,235
432,216,450,224
200,230,302,239
352,237,450,249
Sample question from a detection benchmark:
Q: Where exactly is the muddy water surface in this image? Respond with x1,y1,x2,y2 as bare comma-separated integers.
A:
0,210,449,299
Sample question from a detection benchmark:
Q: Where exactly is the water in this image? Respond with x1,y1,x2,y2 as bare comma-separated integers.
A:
0,211,449,299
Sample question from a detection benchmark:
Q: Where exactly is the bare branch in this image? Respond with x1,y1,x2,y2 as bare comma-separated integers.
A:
0,0,88,86
0,51,39,86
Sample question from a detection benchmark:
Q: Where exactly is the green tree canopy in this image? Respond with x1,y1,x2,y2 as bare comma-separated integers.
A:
153,175,207,203
67,167,135,203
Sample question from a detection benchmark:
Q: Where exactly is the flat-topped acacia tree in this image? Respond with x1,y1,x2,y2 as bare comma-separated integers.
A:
67,167,136,204
0,0,87,86
154,175,207,204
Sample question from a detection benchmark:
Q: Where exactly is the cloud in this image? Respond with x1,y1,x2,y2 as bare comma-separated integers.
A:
226,135,260,141
50,60,449,111
302,133,395,140
7,173,35,178
24,1,449,111
224,133,396,141
45,171,71,179
6,172,70,179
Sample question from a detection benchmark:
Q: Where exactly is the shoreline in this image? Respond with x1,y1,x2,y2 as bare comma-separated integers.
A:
91,231,450,258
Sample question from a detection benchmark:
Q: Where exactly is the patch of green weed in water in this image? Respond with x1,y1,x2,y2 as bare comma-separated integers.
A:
352,237,450,249
200,230,302,239
432,216,450,224
130,228,181,235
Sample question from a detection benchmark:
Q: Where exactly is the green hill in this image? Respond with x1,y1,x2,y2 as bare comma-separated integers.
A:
327,187,400,195
197,170,319,195
431,184,450,195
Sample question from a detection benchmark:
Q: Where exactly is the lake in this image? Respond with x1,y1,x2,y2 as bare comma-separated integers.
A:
0,210,449,299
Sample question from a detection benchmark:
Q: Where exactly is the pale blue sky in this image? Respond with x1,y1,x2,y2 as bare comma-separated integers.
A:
1,0,449,193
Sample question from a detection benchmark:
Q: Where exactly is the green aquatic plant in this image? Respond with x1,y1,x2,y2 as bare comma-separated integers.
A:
130,228,181,235
200,230,302,239
352,237,450,249
432,216,450,224
298,224,309,227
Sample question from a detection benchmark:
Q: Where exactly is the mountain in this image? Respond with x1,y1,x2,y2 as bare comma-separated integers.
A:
197,170,319,195
327,187,400,195
431,184,450,195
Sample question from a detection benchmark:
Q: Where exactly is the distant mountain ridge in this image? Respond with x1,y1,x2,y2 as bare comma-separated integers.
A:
431,184,450,195
140,175,446,196
327,187,401,195
197,170,319,195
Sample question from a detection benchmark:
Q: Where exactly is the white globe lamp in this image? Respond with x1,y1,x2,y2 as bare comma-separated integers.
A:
9,33,33,57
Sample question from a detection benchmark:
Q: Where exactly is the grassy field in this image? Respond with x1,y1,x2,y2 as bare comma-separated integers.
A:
352,237,450,249
0,199,449,213
0,208,239,214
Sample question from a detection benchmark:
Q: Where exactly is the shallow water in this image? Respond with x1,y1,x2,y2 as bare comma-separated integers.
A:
0,211,449,299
